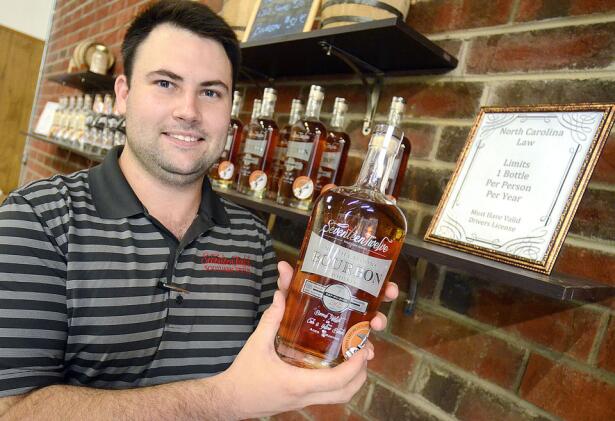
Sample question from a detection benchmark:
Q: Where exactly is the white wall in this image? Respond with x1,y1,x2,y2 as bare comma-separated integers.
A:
0,0,54,40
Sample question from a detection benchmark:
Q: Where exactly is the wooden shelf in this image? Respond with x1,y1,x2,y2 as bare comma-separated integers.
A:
48,71,116,92
213,188,615,302
240,17,457,81
25,132,106,162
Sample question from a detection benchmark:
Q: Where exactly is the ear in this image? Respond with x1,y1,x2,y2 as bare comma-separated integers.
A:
114,74,129,114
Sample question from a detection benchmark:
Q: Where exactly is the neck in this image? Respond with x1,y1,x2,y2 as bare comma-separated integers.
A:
119,147,202,234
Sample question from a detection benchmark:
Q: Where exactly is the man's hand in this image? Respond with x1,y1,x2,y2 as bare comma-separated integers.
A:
218,261,399,419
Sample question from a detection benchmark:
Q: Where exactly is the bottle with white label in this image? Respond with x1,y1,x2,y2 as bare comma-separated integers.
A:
276,123,407,368
236,89,279,198
384,96,411,199
277,85,327,210
209,90,243,189
315,97,351,197
268,98,303,199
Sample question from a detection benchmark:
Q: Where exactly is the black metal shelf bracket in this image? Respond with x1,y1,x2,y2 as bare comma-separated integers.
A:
319,41,384,135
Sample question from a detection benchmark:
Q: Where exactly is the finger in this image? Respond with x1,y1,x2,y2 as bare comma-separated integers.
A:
276,261,294,294
382,281,399,302
253,290,286,345
303,352,368,405
370,312,388,331
364,341,375,361
297,347,369,394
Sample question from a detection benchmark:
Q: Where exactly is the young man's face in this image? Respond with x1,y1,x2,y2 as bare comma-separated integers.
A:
115,23,233,186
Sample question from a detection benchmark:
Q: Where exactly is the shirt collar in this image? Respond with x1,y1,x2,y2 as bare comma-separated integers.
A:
89,146,229,226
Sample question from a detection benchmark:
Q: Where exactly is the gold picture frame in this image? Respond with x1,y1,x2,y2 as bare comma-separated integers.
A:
243,0,320,43
424,103,615,274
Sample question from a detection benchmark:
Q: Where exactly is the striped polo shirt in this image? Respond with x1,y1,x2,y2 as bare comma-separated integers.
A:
0,147,278,397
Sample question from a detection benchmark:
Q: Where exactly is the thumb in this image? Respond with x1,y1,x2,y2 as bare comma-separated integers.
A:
254,290,286,344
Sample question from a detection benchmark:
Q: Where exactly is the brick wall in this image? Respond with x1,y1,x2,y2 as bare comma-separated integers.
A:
22,1,615,420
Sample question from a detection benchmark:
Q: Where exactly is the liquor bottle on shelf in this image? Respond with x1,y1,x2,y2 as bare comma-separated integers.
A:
57,96,76,143
49,96,68,139
74,94,93,149
275,123,408,369
233,97,262,187
210,90,243,189
277,85,327,210
384,96,411,199
64,95,84,146
100,94,116,150
236,88,279,198
267,98,303,199
314,97,351,197
88,94,105,151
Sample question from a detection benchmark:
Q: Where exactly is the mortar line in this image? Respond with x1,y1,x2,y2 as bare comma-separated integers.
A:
509,0,522,25
588,312,611,366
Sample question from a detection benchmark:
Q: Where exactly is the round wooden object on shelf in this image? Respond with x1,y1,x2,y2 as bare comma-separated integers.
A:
219,0,257,42
320,0,411,29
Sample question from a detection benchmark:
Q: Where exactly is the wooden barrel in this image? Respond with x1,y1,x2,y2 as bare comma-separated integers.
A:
219,0,256,42
320,0,411,29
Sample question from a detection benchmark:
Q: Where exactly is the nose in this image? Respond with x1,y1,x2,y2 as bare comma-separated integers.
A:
172,92,201,124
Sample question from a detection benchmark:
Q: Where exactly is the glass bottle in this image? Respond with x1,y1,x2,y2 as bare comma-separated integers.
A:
233,97,262,188
277,85,327,210
315,97,351,197
384,97,412,199
75,94,93,149
210,90,243,189
101,94,115,150
276,123,408,368
49,97,67,139
236,88,279,199
89,94,105,151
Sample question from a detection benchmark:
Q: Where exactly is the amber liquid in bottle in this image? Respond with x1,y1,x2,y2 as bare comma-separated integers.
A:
210,91,243,189
276,124,408,368
277,85,327,210
315,97,351,197
237,89,279,198
268,99,303,200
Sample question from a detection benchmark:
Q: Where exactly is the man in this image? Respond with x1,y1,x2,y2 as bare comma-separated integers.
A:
0,1,397,419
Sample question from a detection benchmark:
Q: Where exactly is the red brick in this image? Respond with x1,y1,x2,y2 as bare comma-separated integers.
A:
520,353,615,421
516,0,615,22
467,23,615,74
368,383,442,420
368,334,415,387
555,245,615,286
598,317,615,373
570,188,615,241
381,82,484,119
391,307,525,389
304,404,351,421
406,0,515,34
271,411,309,421
439,271,603,360
402,124,436,159
456,386,550,421
593,132,615,184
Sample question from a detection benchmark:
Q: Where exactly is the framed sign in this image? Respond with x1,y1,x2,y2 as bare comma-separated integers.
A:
425,104,615,274
243,0,320,43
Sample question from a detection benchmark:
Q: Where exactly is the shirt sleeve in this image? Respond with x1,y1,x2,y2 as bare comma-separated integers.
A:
255,227,278,324
0,193,68,397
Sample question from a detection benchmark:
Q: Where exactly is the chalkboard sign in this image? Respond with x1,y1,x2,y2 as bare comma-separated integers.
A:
243,0,320,43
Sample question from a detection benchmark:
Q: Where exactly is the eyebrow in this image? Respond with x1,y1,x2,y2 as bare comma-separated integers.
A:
146,69,230,92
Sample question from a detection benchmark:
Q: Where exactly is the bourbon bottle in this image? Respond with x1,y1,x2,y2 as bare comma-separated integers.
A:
210,90,243,189
384,97,411,198
236,88,279,198
277,85,327,210
267,99,303,199
276,123,408,368
315,97,351,197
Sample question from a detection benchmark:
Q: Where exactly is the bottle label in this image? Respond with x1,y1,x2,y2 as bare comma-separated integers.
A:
286,141,313,162
292,176,314,199
249,170,268,191
218,161,234,180
224,131,234,152
320,151,341,171
301,231,392,297
244,138,267,157
342,322,371,359
301,280,367,313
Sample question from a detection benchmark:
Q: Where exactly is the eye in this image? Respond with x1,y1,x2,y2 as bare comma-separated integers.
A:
202,89,220,98
156,80,173,89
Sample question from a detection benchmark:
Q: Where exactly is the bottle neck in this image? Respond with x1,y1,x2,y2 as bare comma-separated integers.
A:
330,109,346,131
260,97,276,119
387,108,402,127
305,97,323,121
231,98,242,119
354,127,402,192
250,101,261,122
289,102,303,125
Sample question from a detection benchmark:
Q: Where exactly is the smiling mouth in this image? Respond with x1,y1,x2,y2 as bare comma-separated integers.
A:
164,132,205,143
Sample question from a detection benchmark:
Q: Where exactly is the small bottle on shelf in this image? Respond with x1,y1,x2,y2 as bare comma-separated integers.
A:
314,97,351,197
267,98,303,199
236,88,279,198
209,90,244,189
275,123,408,369
49,97,68,139
277,85,327,210
384,96,411,199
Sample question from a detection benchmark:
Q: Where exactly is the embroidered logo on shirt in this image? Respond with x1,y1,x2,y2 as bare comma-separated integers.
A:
201,253,253,273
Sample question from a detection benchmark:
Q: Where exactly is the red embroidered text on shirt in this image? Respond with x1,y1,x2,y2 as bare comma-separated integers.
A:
201,253,253,273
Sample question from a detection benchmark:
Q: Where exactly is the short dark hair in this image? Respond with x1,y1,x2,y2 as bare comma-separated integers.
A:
121,0,240,88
